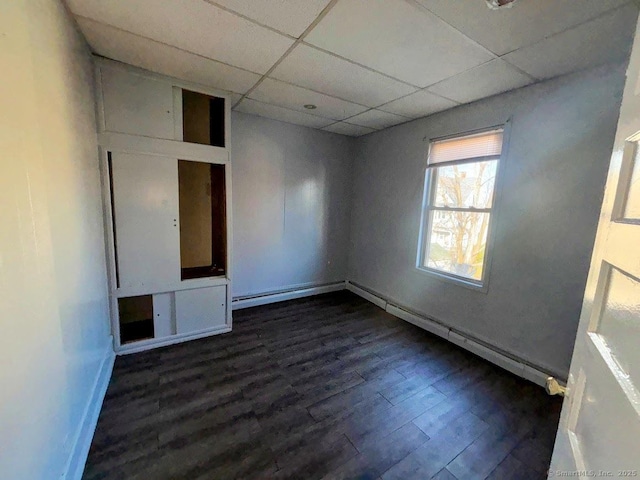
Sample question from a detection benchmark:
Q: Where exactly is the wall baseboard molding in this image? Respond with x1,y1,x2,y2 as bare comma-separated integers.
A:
64,339,115,480
232,281,347,310
117,325,232,355
345,281,554,388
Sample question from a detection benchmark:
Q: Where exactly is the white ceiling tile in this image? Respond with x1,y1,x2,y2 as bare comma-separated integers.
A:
346,109,410,130
234,98,334,128
77,19,261,94
417,0,628,56
248,78,369,120
322,122,376,137
427,59,533,105
379,90,458,118
305,0,495,87
67,0,294,73
209,0,332,37
271,44,417,107
502,5,636,81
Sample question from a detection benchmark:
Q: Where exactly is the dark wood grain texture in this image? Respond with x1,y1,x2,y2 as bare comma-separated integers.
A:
84,291,561,480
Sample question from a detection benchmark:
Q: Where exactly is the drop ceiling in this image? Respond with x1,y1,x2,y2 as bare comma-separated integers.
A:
67,0,637,136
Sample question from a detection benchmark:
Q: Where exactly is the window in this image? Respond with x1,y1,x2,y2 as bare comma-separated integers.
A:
417,127,504,287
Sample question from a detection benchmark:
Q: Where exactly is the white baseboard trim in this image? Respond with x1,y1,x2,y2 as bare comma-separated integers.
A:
232,281,347,310
345,281,387,309
64,339,115,480
346,281,553,388
116,324,232,355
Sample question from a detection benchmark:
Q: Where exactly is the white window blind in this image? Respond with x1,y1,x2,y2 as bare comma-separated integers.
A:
428,129,503,166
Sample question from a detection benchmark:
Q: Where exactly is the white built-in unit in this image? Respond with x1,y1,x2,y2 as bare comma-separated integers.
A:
96,59,233,354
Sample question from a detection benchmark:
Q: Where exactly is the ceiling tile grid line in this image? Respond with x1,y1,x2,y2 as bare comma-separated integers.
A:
257,76,372,109
299,42,422,89
494,2,635,57
74,11,427,113
231,0,343,109
235,98,336,129
206,0,617,82
205,0,334,38
202,0,298,40
236,95,414,133
74,16,262,96
192,0,507,95
75,11,457,121
250,1,630,100
413,0,632,56
68,0,297,73
76,8,524,105
196,0,624,88
407,0,632,82
68,0,638,135
240,96,342,123
72,14,265,80
402,0,500,57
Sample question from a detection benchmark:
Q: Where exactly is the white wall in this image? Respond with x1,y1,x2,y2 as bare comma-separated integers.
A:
0,1,112,479
348,64,627,379
231,112,354,297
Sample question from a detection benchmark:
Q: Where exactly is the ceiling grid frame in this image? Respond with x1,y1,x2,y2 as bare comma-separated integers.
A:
66,0,639,136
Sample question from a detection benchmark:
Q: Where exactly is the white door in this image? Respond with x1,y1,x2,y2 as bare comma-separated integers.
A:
110,152,180,291
549,19,640,477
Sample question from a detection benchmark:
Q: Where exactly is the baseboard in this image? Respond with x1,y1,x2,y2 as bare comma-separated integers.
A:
232,281,347,310
64,338,115,480
345,281,387,309
116,324,232,355
345,281,554,388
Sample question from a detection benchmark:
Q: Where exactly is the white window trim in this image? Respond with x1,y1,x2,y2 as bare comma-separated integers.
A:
416,123,510,292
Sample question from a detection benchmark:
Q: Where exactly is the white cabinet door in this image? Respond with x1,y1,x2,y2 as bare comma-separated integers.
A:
152,293,173,339
549,17,640,477
175,286,226,334
111,152,180,290
100,65,176,139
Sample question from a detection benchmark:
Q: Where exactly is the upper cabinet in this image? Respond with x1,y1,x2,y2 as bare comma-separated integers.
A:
100,65,176,139
181,89,226,148
97,61,230,147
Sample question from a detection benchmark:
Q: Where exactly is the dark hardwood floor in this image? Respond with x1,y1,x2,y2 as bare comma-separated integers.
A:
84,291,562,480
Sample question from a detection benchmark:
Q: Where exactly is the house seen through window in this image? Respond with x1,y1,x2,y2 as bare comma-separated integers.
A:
418,127,504,286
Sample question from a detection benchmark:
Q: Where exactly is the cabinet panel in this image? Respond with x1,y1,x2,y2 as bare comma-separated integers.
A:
101,66,175,139
152,293,174,339
175,286,226,334
111,152,180,290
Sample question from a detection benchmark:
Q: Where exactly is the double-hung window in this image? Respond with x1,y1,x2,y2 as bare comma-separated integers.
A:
417,127,504,287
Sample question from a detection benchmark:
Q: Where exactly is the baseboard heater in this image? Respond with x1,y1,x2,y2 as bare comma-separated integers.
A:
232,281,347,310
346,281,558,388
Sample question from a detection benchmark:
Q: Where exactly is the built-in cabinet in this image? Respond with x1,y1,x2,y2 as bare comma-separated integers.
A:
96,59,232,353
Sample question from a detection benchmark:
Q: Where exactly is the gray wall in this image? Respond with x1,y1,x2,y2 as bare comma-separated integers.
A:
0,1,111,478
231,112,354,297
348,64,627,378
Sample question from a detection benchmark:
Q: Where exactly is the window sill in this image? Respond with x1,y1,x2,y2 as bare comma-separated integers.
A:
415,266,489,294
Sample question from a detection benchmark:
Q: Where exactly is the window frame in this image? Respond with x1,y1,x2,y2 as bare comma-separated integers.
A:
416,124,509,291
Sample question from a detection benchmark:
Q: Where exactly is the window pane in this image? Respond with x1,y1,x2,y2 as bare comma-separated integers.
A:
433,160,497,209
425,211,490,281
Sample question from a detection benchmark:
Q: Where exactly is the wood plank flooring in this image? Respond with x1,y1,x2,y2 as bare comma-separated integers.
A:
84,291,562,479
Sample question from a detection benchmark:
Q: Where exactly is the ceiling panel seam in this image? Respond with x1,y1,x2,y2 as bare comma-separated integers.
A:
232,0,343,109
491,3,636,79
201,0,298,40
496,3,636,58
402,0,498,57
242,97,340,122
74,15,263,86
